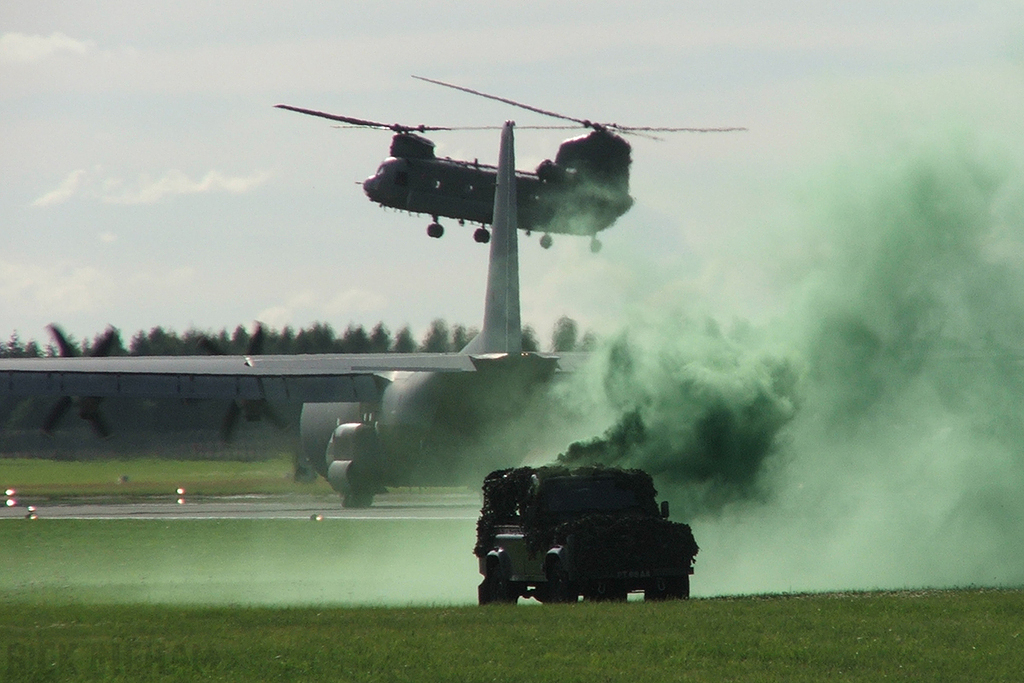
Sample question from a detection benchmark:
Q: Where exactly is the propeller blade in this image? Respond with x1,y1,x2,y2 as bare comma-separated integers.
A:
197,336,224,355
262,402,290,432
47,324,78,357
42,396,73,435
247,323,265,356
198,322,262,356
221,401,242,442
90,327,119,357
80,399,112,439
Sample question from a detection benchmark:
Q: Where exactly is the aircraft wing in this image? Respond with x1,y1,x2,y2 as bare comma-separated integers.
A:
0,352,584,404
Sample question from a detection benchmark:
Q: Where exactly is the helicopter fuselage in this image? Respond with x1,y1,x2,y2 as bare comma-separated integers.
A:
361,130,634,239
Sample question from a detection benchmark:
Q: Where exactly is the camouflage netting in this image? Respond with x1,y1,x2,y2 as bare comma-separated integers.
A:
553,515,698,577
474,465,666,557
475,467,536,557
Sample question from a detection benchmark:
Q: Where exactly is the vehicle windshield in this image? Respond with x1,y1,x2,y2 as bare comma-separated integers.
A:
539,477,640,515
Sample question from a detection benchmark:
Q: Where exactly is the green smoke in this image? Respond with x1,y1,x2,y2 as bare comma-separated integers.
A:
556,134,1024,593
557,322,799,517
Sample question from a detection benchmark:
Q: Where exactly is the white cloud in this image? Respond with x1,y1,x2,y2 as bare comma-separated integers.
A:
31,168,270,206
31,169,87,207
0,260,112,314
0,32,95,64
103,169,271,204
257,288,388,329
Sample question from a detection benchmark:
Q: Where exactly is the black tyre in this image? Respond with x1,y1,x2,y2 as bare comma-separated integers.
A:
645,576,689,601
590,582,628,602
479,560,516,605
341,489,374,508
546,561,576,604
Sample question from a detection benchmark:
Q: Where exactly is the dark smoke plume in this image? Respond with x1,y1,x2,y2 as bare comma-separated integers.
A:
557,322,800,517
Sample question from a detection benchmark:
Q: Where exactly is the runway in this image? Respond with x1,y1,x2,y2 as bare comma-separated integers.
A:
0,490,482,520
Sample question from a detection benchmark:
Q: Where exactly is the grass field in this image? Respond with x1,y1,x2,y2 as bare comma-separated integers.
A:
2,591,1021,682
0,454,332,497
0,519,481,605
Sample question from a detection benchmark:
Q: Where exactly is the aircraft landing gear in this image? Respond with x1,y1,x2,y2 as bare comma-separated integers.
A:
473,227,491,243
427,221,444,238
539,234,553,249
590,236,602,253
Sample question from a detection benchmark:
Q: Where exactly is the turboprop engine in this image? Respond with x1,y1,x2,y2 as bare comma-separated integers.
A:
326,422,383,508
299,402,385,507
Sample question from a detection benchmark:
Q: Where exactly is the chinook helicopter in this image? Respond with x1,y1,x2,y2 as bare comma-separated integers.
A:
276,77,744,252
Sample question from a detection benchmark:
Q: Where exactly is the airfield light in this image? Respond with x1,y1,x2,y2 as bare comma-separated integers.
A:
5,499,15,507
5,488,14,496
176,487,185,495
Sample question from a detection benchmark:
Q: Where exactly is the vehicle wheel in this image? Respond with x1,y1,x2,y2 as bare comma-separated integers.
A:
591,582,627,602
427,222,444,238
473,227,491,243
341,489,374,508
645,576,688,601
479,560,516,605
539,234,553,249
546,561,576,603
645,577,672,601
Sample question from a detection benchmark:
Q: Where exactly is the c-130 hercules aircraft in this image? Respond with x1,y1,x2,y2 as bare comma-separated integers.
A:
277,76,744,253
0,122,583,507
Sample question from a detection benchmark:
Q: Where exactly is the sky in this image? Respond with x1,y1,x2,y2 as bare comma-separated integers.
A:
2,1,1022,346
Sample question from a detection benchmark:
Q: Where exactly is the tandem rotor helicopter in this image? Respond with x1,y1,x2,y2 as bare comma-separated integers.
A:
276,76,744,253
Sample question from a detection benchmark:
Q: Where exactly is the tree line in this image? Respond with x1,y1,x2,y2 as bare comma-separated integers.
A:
1,316,596,358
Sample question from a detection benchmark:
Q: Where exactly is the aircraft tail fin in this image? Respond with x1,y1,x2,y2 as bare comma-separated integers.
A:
462,121,522,355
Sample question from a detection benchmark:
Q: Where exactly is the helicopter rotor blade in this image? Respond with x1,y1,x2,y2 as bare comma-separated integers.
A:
275,104,453,133
412,76,747,136
330,124,580,132
413,76,588,127
617,125,748,133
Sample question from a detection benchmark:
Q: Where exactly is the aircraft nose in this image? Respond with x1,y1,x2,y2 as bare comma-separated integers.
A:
362,175,379,199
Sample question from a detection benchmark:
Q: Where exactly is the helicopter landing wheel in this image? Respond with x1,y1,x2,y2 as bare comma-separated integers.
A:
473,227,491,244
590,236,602,253
539,234,553,249
427,222,444,239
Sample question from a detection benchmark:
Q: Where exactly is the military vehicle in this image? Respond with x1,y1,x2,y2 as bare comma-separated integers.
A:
475,466,698,604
